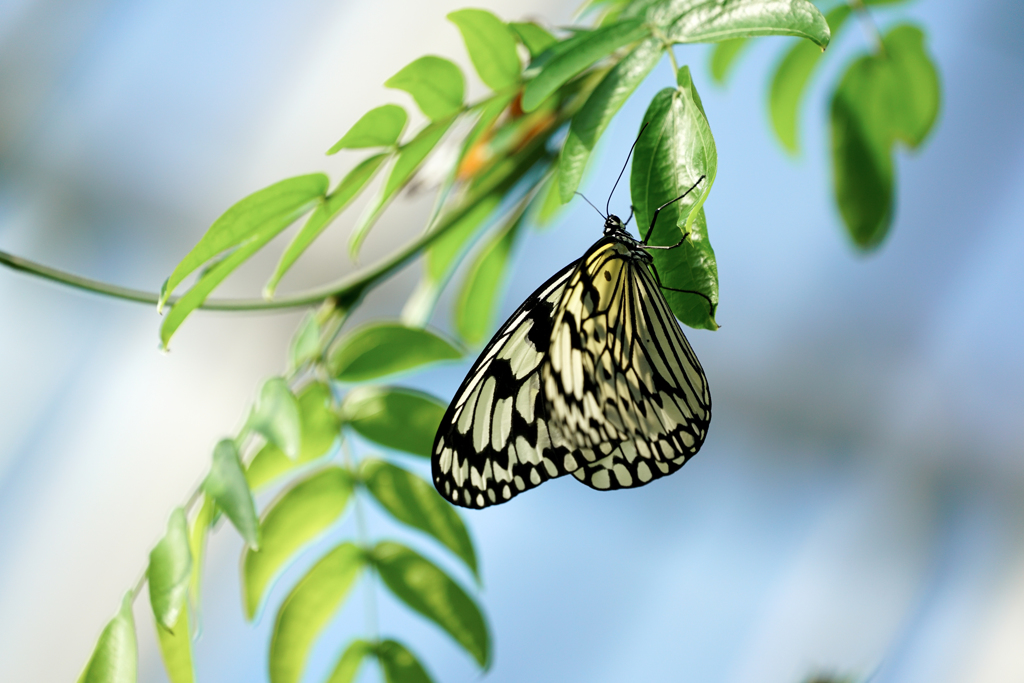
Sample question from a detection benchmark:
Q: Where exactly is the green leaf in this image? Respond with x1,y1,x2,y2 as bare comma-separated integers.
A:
148,508,192,630
246,377,301,460
288,312,320,372
203,440,260,549
328,105,407,153
341,386,445,458
372,542,490,668
246,382,341,491
188,495,215,613
521,18,649,112
377,640,436,683
385,56,465,121
770,5,851,153
328,322,462,382
881,25,941,148
155,607,194,683
427,193,503,281
269,543,366,683
708,37,750,84
559,37,664,201
326,639,375,683
77,593,137,683
159,174,328,310
449,9,521,91
509,22,557,58
362,459,478,578
266,154,389,296
455,211,522,345
456,91,517,177
349,119,455,257
631,69,719,329
663,0,830,47
243,467,354,619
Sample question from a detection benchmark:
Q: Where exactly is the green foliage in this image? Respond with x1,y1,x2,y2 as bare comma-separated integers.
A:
78,593,137,683
455,210,523,345
708,38,750,83
340,386,446,458
328,105,408,153
154,608,194,683
385,56,465,121
147,509,192,630
448,9,522,90
203,440,260,549
326,639,375,683
328,322,462,382
245,377,302,460
375,640,436,683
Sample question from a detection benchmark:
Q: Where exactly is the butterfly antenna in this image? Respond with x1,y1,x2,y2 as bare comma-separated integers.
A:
574,191,606,219
606,122,649,217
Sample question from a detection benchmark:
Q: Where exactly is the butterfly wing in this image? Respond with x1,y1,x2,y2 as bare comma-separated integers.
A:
432,261,581,509
541,237,711,491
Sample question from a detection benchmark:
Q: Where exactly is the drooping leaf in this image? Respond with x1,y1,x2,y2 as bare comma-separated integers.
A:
372,542,490,668
325,639,375,683
455,211,523,345
246,377,302,460
377,640,436,683
77,593,137,683
362,459,478,579
148,508,192,630
385,56,465,121
661,0,830,47
246,382,341,491
188,495,215,615
769,6,851,153
340,386,446,458
708,37,750,83
288,313,320,372
558,36,664,201
449,9,521,91
328,322,462,382
269,543,366,683
155,607,194,683
880,25,941,148
266,154,389,296
521,18,649,112
203,439,260,549
509,22,557,58
328,105,408,153
243,468,354,619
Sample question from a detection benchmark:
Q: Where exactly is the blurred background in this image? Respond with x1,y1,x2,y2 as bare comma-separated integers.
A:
1,0,1023,681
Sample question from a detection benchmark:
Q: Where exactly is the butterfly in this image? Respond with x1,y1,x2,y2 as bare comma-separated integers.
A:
432,139,712,509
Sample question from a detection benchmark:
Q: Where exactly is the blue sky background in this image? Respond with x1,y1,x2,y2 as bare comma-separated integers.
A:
1,1,1023,682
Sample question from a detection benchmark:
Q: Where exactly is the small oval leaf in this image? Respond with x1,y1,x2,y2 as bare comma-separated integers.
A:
328,322,462,382
664,0,830,47
203,439,260,549
325,639,375,683
246,377,302,460
341,386,446,457
385,56,465,121
148,508,192,630
448,9,522,91
328,105,408,153
376,640,436,683
78,593,137,683
155,607,195,683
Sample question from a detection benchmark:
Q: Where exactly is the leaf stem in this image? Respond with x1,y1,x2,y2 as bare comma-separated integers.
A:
848,0,885,57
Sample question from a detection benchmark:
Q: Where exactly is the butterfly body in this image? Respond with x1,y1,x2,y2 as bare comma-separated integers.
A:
432,212,711,509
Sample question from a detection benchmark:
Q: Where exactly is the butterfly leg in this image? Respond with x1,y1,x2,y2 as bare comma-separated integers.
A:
641,175,706,245
649,263,716,318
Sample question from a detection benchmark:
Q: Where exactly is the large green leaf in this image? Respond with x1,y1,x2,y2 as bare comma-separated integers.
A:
455,210,523,345
155,607,194,683
660,0,830,47
558,37,664,202
708,37,750,84
341,386,446,458
449,9,521,91
328,322,462,382
203,439,260,549
77,593,137,683
377,640,436,683
372,541,490,668
243,467,353,619
148,508,192,630
325,639,375,683
328,105,408,153
361,459,478,578
521,18,649,112
385,56,465,121
631,68,719,330
769,6,851,153
245,377,301,460
269,543,366,683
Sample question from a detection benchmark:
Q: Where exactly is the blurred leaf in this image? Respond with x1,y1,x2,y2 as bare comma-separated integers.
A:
377,640,436,683
288,313,320,372
349,119,455,257
341,386,446,457
148,508,192,630
362,459,478,578
269,543,366,683
509,22,557,58
328,322,462,382
449,9,521,91
266,154,389,296
770,6,851,153
631,68,719,330
427,194,503,281
521,18,649,112
456,92,517,179
661,0,830,47
243,467,353,619
77,593,137,683
881,25,941,147
708,37,749,83
328,105,408,153
455,211,523,345
188,495,215,615
155,607,194,683
385,56,465,121
558,36,664,201
534,169,564,225
326,639,375,683
203,440,260,549
372,541,490,668
246,377,302,460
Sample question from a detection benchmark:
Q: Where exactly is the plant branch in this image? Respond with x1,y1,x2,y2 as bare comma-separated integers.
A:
849,0,885,56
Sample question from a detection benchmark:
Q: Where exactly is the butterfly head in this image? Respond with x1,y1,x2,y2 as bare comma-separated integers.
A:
603,214,626,235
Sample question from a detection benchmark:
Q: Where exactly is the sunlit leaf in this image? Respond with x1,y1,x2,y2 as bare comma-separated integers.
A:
385,56,465,121
509,22,557,58
328,105,408,153
77,593,137,683
203,440,260,549
708,37,749,83
449,9,521,91
246,377,301,460
188,495,215,616
155,607,194,683
377,640,436,683
427,193,503,281
455,211,523,345
372,542,490,668
661,0,830,47
243,467,353,619
341,386,445,457
148,508,192,630
288,313,320,372
456,92,517,179
325,639,375,683
269,543,366,683
328,322,462,382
